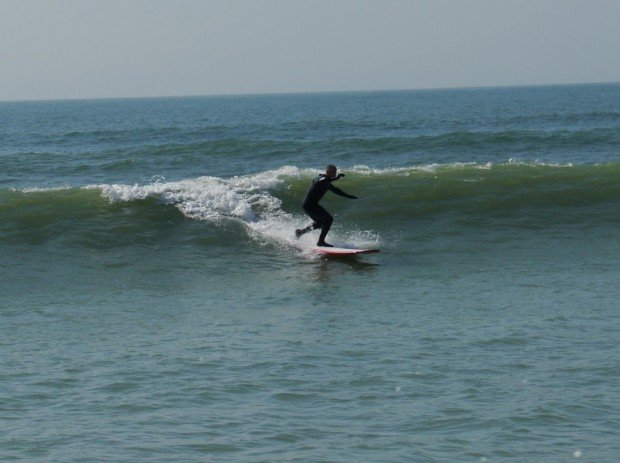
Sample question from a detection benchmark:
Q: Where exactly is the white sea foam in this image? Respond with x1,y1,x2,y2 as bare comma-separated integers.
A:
16,185,73,193
245,210,380,257
350,162,496,175
507,157,574,168
92,167,299,221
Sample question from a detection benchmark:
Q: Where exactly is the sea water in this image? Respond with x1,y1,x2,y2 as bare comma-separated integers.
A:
1,84,619,462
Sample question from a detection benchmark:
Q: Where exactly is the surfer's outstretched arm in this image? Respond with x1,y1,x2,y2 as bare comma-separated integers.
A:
328,184,357,199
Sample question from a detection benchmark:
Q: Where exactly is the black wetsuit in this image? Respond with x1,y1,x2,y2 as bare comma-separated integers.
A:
301,174,355,244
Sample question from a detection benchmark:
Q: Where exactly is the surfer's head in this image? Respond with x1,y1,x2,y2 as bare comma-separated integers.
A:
326,164,337,178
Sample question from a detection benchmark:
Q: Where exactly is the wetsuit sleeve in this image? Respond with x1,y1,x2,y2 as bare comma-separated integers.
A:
328,184,356,199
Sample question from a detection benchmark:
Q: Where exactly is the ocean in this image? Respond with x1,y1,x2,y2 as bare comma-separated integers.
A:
1,84,619,462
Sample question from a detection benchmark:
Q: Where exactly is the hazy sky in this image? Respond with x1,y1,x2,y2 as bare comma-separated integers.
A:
1,0,619,101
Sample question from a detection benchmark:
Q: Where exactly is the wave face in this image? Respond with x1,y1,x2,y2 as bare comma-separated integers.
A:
2,85,620,254
3,162,619,250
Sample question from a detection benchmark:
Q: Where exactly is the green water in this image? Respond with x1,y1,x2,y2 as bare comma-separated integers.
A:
2,85,620,461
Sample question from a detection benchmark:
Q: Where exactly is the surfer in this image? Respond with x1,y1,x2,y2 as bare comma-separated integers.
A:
295,164,357,247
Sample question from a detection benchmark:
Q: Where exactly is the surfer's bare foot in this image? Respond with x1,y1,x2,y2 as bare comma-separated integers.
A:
317,241,333,247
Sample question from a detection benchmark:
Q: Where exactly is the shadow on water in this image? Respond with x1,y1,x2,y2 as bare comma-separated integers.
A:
319,254,380,268
309,254,380,284
296,255,382,307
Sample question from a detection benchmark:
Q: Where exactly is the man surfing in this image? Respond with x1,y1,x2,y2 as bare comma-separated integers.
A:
295,164,357,247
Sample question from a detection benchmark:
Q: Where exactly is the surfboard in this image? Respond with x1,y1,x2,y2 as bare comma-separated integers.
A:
309,246,380,256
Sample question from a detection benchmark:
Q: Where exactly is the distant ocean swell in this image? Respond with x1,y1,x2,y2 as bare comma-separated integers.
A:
2,124,618,156
2,162,619,248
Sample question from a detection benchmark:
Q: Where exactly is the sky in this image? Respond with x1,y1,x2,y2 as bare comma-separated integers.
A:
1,0,619,101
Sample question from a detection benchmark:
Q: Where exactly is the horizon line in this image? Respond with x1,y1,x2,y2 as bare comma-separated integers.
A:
1,80,619,104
